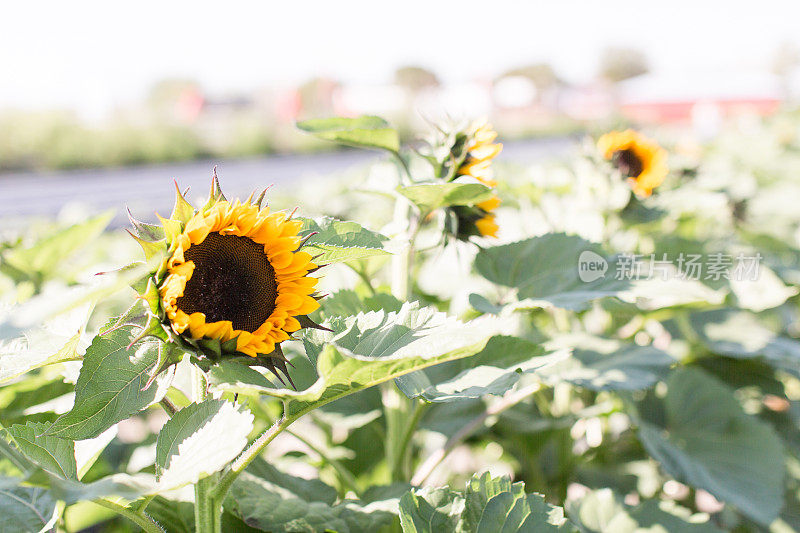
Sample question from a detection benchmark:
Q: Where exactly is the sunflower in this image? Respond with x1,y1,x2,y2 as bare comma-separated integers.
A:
597,129,668,197
449,122,503,239
126,175,325,385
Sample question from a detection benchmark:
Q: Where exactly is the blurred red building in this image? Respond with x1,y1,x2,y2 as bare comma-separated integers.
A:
617,71,782,123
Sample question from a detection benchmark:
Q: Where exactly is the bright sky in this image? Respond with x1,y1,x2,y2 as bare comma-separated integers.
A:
2,0,799,116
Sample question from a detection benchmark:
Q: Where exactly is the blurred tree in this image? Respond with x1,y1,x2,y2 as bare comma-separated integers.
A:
499,63,560,92
599,47,649,83
394,66,440,92
297,77,339,119
147,79,201,106
146,79,204,122
772,41,800,76
773,42,800,102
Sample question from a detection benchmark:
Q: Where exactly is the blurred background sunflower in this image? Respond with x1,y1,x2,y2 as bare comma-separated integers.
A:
597,129,668,196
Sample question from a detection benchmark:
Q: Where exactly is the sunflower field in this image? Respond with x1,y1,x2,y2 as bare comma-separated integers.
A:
2,113,800,533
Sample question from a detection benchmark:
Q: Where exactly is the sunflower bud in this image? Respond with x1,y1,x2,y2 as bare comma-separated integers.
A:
426,121,503,240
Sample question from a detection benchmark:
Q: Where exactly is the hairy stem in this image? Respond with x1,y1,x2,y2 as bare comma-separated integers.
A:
392,151,413,186
390,198,413,301
410,383,542,486
212,415,295,504
383,385,411,482
392,400,429,480
131,494,156,514
191,367,221,533
93,498,164,533
384,188,424,482
349,263,377,296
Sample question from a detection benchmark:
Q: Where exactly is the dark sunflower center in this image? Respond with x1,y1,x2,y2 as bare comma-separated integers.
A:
449,205,483,240
176,232,278,332
613,149,644,178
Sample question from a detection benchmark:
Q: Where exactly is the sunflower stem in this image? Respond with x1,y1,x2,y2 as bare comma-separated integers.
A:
194,474,221,533
92,498,164,533
390,197,413,301
383,385,412,482
392,150,413,187
384,184,423,482
212,414,295,504
391,399,429,481
191,366,221,533
348,262,377,296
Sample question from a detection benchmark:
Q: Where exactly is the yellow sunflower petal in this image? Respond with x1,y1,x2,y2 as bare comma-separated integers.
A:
477,196,501,212
469,143,502,162
295,296,320,316
268,250,294,270
473,124,498,145
475,214,499,238
159,198,322,359
598,129,668,196
283,317,301,333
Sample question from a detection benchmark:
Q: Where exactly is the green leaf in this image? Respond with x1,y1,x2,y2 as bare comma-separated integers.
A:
226,458,397,533
635,368,785,526
468,294,504,315
0,304,91,384
46,326,174,440
395,336,564,402
729,263,797,312
619,276,726,311
297,115,400,152
474,234,631,311
209,303,499,420
143,498,258,533
462,472,573,532
319,289,402,321
398,182,493,213
0,262,151,341
247,457,338,505
2,212,112,278
299,217,390,263
399,473,574,533
142,497,196,533
620,199,668,224
48,473,156,505
156,400,253,489
689,308,800,378
538,335,675,391
5,422,77,480
0,373,75,428
204,362,275,395
741,232,800,286
567,488,722,532
328,303,495,360
0,433,40,481
0,484,58,532
399,487,464,533
0,333,81,384
0,438,156,505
